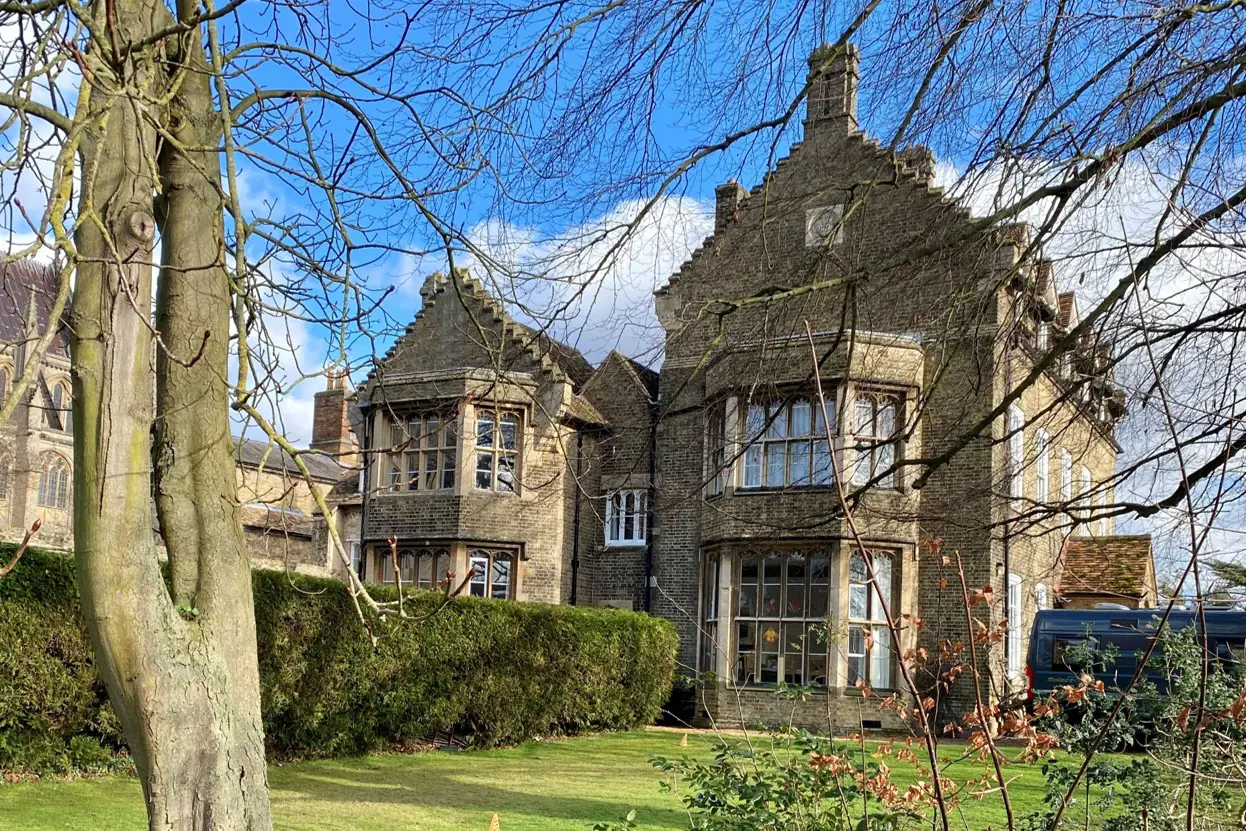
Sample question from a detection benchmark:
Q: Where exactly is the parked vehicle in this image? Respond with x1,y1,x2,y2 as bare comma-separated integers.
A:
1024,607,1246,702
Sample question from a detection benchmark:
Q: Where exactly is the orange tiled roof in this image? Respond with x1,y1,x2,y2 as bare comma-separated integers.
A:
1058,535,1154,600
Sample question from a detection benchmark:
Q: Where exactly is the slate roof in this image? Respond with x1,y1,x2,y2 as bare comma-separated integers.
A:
620,354,660,399
1058,535,1155,601
0,260,68,357
239,504,315,538
233,436,342,482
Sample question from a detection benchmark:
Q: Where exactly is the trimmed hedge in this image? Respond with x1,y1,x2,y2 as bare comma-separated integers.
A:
0,546,677,773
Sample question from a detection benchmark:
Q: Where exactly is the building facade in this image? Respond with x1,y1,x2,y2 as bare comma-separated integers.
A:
0,259,356,576
353,44,1150,733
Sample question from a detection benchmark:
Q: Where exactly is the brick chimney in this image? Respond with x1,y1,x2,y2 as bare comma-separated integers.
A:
310,370,357,466
714,180,748,234
804,42,859,134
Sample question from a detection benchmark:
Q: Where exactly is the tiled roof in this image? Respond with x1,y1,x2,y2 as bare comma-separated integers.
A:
0,260,68,357
561,393,609,427
240,504,315,538
233,436,342,482
1059,535,1154,600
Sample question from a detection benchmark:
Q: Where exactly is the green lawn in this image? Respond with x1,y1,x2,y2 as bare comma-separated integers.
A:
0,729,1074,830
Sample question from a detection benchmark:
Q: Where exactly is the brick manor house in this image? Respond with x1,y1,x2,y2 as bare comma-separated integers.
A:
345,44,1156,730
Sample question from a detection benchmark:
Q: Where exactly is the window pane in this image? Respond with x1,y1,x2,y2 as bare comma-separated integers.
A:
738,582,757,617
809,583,829,618
435,553,451,587
878,401,895,437
808,653,828,687
855,398,873,435
423,451,438,490
783,623,805,684
850,552,868,584
761,556,781,616
469,555,488,596
759,652,779,684
849,585,867,620
746,403,765,441
848,625,865,657
500,415,518,450
872,626,892,688
874,555,893,620
764,444,785,487
475,452,493,489
743,445,762,488
813,442,833,484
406,454,420,490
497,454,517,492
424,415,439,448
441,451,456,489
491,556,512,599
876,444,894,487
786,555,806,615
790,399,811,437
790,441,810,485
767,402,786,439
476,414,494,447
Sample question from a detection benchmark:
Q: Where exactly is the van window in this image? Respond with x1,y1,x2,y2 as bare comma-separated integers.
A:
1053,637,1092,671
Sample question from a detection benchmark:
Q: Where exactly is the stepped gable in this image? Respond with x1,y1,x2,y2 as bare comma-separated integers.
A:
364,270,597,394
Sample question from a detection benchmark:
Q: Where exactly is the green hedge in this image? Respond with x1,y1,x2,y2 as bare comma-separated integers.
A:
0,546,677,773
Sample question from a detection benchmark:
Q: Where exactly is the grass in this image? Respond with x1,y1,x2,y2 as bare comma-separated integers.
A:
0,729,1089,830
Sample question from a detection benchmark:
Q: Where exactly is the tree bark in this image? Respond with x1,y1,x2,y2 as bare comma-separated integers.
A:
69,2,273,828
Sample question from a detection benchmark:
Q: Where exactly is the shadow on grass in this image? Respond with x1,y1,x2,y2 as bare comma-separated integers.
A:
269,757,688,829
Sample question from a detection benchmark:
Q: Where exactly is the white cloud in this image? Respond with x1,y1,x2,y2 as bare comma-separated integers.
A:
459,195,713,364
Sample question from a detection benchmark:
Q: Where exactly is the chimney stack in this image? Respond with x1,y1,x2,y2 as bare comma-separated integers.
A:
714,180,748,234
804,42,859,134
898,145,936,186
310,370,357,466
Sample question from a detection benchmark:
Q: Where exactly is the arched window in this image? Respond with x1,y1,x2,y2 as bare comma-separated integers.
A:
44,380,71,432
37,453,71,509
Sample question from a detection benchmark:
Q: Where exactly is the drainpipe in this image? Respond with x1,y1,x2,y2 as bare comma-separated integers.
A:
643,399,658,613
570,430,583,605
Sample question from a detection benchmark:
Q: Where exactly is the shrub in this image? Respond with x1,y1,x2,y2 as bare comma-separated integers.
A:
0,545,678,774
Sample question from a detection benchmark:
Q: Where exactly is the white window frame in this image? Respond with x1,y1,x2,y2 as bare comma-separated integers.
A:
605,489,648,546
1008,573,1023,676
468,547,516,599
805,205,844,249
1035,428,1049,503
1007,404,1024,501
348,539,362,576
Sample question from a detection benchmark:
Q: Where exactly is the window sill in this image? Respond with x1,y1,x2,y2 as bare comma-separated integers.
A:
733,485,841,496
374,488,456,497
604,540,646,549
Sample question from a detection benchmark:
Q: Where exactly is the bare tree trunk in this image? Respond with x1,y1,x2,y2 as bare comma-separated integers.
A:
69,1,273,828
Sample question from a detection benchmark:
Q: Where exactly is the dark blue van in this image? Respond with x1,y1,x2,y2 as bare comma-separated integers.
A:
1025,608,1246,701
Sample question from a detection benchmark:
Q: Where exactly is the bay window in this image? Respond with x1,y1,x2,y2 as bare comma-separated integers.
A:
475,410,520,492
847,550,893,689
734,552,831,686
853,392,900,488
741,396,834,490
606,489,647,546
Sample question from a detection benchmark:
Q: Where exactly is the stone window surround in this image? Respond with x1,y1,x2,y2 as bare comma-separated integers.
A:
697,540,908,694
704,381,912,498
364,539,525,600
370,400,532,500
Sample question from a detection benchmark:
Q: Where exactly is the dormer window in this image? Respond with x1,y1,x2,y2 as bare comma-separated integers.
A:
475,409,520,493
805,205,844,248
